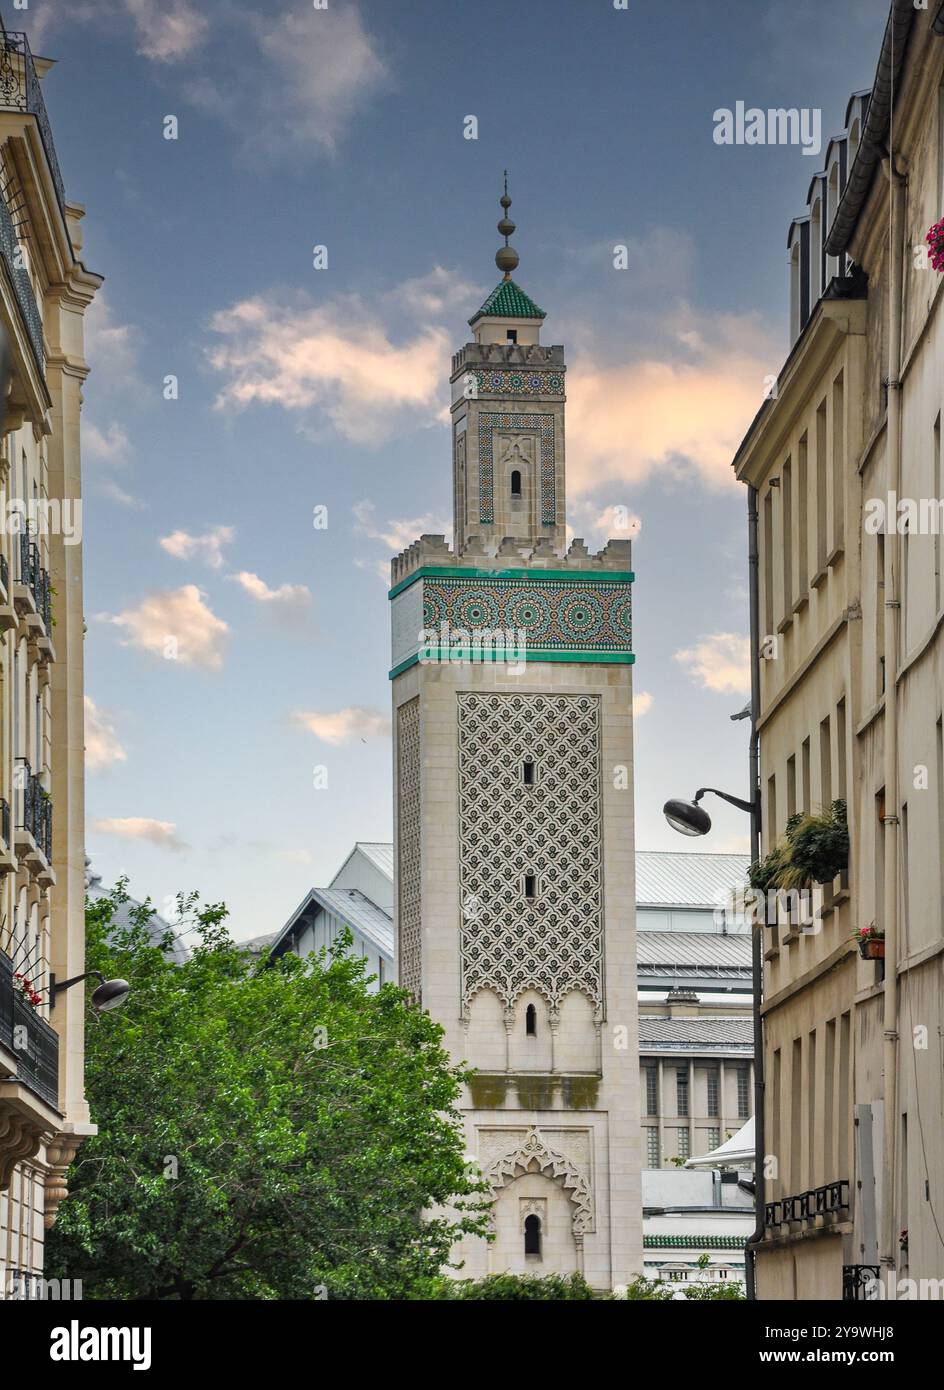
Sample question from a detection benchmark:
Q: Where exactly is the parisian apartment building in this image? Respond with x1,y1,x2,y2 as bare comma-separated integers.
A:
0,25,100,1296
733,1,944,1301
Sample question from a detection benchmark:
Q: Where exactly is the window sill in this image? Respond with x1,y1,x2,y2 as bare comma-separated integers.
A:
811,567,828,590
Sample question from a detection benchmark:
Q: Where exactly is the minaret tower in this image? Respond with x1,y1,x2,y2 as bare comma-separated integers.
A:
390,184,641,1290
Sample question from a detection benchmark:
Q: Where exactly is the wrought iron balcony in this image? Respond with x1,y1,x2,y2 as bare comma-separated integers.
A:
14,757,51,862
0,32,66,214
0,550,7,597
765,1179,850,1230
13,526,50,629
0,796,9,847
0,178,42,372
0,947,59,1110
843,1264,882,1301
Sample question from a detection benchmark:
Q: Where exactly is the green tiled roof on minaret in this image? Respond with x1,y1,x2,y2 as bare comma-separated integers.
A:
468,278,546,325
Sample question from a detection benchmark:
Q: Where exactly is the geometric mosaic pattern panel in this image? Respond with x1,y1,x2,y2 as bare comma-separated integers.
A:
423,576,632,653
477,413,555,526
471,369,564,398
396,698,422,1003
457,693,604,1014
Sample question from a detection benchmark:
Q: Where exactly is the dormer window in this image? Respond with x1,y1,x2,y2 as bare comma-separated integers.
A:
511,469,522,498
506,329,518,344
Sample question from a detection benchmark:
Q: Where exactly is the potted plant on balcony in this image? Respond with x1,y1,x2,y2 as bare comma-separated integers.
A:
779,799,849,888
13,970,42,1007
925,218,944,271
854,923,885,961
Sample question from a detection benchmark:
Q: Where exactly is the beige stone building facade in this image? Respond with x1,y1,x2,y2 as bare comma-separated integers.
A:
389,197,641,1289
0,29,100,1296
734,2,944,1301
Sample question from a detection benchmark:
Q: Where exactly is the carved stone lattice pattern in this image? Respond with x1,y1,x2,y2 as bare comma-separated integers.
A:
458,692,603,1012
485,1129,594,1236
396,698,422,1002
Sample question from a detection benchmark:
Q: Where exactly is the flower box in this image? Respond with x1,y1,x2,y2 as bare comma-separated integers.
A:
858,937,885,961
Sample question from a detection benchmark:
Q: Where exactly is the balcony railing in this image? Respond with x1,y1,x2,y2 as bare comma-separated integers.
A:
0,32,66,214
843,1264,882,1301
15,525,51,628
0,947,59,1109
0,796,9,847
765,1179,850,1229
14,757,51,860
0,181,42,372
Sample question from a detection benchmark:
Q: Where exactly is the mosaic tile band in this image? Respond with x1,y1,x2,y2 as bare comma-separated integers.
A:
472,369,564,397
421,575,632,651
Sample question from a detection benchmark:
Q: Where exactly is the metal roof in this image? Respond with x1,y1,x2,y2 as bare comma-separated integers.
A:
635,851,750,909
270,887,393,960
354,842,394,879
638,1017,754,1052
636,932,751,969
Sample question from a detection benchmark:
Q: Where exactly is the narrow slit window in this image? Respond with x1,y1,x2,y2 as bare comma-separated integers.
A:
511,469,522,498
524,874,536,900
525,1003,537,1035
522,759,536,786
524,1214,541,1256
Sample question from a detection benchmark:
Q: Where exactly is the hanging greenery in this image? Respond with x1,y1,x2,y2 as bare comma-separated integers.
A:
747,801,848,894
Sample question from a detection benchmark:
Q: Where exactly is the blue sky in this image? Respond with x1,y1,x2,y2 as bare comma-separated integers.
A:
21,0,888,938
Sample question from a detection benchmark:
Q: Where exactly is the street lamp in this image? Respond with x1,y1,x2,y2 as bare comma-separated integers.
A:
49,970,130,1013
663,787,756,837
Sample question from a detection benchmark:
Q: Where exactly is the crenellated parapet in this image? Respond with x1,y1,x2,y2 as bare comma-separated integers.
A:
390,534,632,587
451,341,566,379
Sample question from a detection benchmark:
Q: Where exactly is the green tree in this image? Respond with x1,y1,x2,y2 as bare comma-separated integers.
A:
431,1272,597,1300
46,884,488,1300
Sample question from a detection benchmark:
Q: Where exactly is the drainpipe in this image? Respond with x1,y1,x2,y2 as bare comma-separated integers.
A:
744,483,765,1299
879,146,905,1273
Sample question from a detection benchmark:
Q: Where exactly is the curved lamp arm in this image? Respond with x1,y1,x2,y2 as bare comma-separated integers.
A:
693,787,758,817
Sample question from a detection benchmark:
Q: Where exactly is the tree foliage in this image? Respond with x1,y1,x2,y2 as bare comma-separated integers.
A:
46,884,488,1300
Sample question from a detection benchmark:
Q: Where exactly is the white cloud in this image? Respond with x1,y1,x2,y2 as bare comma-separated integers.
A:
84,293,145,401
207,293,448,444
229,571,312,609
125,0,208,62
633,691,653,718
85,698,128,771
101,585,229,669
352,499,452,554
565,311,777,495
674,633,751,695
160,525,235,570
385,266,480,319
100,478,146,509
84,421,131,466
278,849,313,865
292,706,390,746
182,4,387,161
92,817,188,851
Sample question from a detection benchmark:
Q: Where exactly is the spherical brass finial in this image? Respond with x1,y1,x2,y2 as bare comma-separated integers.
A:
496,171,518,280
